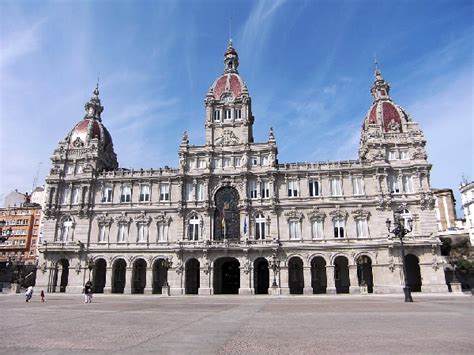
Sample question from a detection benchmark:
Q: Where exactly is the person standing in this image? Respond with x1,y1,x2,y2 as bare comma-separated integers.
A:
40,290,45,302
25,286,33,302
83,281,93,303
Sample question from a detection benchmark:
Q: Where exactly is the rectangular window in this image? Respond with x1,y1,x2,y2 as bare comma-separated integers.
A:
158,224,167,242
289,221,300,240
75,164,83,174
388,175,400,194
309,180,320,197
102,186,113,203
225,109,232,120
213,158,221,168
235,157,241,167
117,224,126,242
352,177,365,196
61,187,70,205
185,183,194,201
402,175,413,193
288,180,299,197
72,187,80,204
160,183,170,201
197,182,205,201
223,158,231,167
262,156,269,166
400,150,409,160
249,180,258,199
235,108,242,119
65,164,74,175
333,219,345,238
312,220,324,239
330,178,343,196
251,157,258,166
188,159,195,170
121,186,131,203
198,159,206,168
388,150,398,160
261,181,270,199
356,219,369,238
214,110,221,121
137,225,147,242
139,185,150,202
98,225,106,242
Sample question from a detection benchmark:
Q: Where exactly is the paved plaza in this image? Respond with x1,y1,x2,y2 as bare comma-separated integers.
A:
0,293,472,354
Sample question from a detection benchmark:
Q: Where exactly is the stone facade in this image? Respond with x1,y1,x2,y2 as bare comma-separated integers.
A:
36,42,447,295
460,181,474,245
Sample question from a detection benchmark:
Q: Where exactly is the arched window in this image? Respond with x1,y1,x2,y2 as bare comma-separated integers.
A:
188,215,199,241
255,213,265,240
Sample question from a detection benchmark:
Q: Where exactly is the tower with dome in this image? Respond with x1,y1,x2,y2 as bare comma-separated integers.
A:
36,42,446,296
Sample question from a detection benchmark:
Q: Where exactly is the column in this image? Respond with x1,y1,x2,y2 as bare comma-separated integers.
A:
280,266,290,295
349,265,360,294
303,266,313,295
144,267,153,294
239,266,254,295
124,267,133,294
169,267,184,296
103,267,113,294
198,268,212,295
326,265,336,294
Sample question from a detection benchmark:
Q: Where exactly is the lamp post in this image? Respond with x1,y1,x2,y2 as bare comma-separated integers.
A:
161,258,173,296
358,256,368,287
386,210,414,302
87,257,94,282
269,254,280,288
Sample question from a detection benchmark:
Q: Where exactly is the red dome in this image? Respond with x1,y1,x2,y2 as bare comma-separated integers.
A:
364,101,408,132
69,118,112,147
211,73,244,100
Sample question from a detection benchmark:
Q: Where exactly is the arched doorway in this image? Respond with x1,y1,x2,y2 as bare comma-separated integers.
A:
254,258,269,294
152,258,167,294
93,258,107,293
288,257,304,294
311,257,327,294
356,255,374,293
214,187,240,240
52,259,69,293
334,256,350,293
112,259,126,293
213,257,240,294
405,254,422,292
132,259,147,294
185,259,200,294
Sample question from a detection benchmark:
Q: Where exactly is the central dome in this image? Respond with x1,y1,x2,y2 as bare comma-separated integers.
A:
211,73,245,100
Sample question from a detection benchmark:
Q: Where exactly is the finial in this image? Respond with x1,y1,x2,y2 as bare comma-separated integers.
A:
229,17,232,44
268,127,275,142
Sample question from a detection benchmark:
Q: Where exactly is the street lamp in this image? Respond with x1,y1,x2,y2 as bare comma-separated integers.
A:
357,255,369,287
161,258,173,287
87,257,94,282
269,254,280,288
0,220,13,243
386,210,414,302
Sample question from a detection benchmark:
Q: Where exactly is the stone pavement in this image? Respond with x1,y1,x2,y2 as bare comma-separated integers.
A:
0,293,472,354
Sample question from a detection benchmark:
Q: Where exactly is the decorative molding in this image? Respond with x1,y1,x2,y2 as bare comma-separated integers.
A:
134,211,151,225
96,214,113,226
154,213,172,225
115,213,131,225
284,207,304,221
307,207,326,221
215,130,240,146
329,206,348,220
351,208,371,220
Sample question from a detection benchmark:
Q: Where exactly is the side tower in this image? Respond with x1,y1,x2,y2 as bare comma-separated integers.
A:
38,86,118,293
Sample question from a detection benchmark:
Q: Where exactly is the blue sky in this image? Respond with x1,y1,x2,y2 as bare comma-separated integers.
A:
0,0,472,214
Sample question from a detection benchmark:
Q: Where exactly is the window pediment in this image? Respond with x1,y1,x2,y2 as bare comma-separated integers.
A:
154,213,172,225
284,208,304,221
134,211,151,225
329,207,348,220
115,213,131,225
307,207,326,221
96,214,113,226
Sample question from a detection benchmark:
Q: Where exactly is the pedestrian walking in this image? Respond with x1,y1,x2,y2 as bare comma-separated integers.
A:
25,286,33,302
40,290,45,302
83,281,93,303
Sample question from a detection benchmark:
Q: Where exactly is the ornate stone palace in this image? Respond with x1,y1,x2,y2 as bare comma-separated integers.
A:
36,41,447,295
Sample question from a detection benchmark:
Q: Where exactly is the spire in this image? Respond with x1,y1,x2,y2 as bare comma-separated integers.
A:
370,60,390,102
84,82,104,121
224,39,239,74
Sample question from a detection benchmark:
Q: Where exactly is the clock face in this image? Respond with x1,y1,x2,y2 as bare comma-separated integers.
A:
222,95,233,103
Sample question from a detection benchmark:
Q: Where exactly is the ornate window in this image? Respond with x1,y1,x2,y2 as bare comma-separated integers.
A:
159,183,170,201
261,181,270,199
115,214,130,243
197,182,205,201
58,216,74,242
388,174,400,194
134,213,151,243
61,186,70,205
98,225,106,242
352,209,370,238
214,187,240,240
255,213,266,240
214,110,221,121
121,185,131,203
333,219,345,238
308,207,326,239
330,177,343,196
102,185,113,203
402,175,413,193
155,214,171,243
285,208,303,240
249,180,258,199
235,108,242,119
72,187,81,204
185,183,193,201
352,177,365,196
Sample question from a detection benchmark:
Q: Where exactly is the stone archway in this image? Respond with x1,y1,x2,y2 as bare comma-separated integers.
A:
254,257,269,294
93,258,107,293
214,187,240,240
405,254,422,292
334,256,350,294
213,257,240,294
112,259,126,294
52,259,69,293
152,258,167,294
356,255,374,293
288,257,304,294
132,259,147,294
311,257,327,294
185,259,200,294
